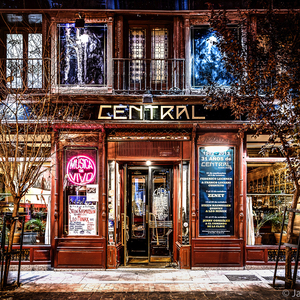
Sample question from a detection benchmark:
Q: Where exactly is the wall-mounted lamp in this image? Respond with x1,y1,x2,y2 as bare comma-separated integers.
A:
143,89,153,103
75,13,85,28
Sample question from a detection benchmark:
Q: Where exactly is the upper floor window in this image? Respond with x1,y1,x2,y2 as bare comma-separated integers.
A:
58,23,107,86
4,14,43,90
129,26,169,84
191,27,238,88
6,33,43,89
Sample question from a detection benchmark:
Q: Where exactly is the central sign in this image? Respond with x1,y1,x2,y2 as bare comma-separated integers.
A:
98,105,205,120
67,155,96,186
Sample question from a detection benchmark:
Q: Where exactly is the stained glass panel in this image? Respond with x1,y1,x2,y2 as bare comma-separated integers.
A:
6,34,23,89
129,28,146,83
151,28,168,82
28,33,43,88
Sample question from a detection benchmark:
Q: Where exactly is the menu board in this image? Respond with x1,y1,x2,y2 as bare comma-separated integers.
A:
199,147,234,236
68,196,97,235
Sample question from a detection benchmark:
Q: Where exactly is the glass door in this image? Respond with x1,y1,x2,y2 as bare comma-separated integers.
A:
127,170,148,259
124,166,173,265
149,167,173,262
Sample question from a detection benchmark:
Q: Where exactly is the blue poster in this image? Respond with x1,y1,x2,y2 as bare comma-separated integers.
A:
199,147,234,236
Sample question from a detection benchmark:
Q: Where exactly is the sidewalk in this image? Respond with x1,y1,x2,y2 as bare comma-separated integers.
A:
0,267,296,299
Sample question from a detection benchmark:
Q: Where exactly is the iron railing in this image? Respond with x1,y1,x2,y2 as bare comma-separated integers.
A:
113,58,185,94
0,58,51,93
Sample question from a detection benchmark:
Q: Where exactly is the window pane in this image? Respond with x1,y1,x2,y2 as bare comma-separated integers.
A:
191,28,234,87
58,24,107,86
6,34,23,89
28,33,43,88
129,28,146,83
247,162,293,246
151,28,168,82
247,135,284,157
64,148,99,236
0,164,51,246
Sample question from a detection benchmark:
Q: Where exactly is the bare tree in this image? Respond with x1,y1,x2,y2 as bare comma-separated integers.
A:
0,13,83,287
204,7,300,287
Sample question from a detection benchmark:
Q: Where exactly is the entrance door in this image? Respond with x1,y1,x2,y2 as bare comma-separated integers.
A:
124,166,173,265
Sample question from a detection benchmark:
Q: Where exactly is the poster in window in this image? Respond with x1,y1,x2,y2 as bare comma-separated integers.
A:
86,184,99,202
199,146,234,236
68,196,97,235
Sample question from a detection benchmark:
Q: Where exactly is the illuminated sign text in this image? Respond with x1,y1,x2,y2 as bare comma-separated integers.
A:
67,155,96,186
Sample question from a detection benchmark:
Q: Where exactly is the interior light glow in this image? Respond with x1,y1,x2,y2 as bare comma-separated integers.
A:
79,33,89,43
146,161,152,166
67,155,96,185
204,146,229,153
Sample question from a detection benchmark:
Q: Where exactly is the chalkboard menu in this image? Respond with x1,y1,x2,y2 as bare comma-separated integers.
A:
199,147,234,236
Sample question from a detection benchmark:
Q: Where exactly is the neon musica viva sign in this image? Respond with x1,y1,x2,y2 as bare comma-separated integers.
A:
67,155,96,185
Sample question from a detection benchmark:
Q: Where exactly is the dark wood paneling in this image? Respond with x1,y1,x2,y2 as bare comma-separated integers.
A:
246,249,265,262
176,242,191,269
117,141,181,157
55,238,106,268
107,245,117,269
192,239,243,267
182,141,191,160
57,250,105,267
33,249,51,262
10,245,51,265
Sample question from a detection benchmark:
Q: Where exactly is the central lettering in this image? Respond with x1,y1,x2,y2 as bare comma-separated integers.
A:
98,105,206,120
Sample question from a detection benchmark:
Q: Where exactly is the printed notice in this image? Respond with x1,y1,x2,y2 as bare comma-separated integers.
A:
199,147,234,236
68,196,97,235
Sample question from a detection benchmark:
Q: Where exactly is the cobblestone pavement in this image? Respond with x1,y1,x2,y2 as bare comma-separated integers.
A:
0,268,298,299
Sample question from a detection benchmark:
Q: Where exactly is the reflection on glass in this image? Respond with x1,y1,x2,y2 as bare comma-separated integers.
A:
150,169,172,257
131,175,146,239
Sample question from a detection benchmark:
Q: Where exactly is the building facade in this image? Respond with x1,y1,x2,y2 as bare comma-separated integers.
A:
0,0,298,268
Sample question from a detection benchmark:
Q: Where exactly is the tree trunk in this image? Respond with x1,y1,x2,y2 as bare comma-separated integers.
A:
285,186,300,288
2,201,20,288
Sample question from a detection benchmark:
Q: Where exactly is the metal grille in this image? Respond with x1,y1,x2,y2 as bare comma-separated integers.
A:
268,249,297,261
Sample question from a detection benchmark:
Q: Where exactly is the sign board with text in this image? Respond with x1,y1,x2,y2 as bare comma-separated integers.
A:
199,147,234,236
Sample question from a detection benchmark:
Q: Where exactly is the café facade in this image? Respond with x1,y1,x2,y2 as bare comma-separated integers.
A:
0,2,295,269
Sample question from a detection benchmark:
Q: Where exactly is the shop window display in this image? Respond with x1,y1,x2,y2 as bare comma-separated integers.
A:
0,165,51,245
247,162,293,245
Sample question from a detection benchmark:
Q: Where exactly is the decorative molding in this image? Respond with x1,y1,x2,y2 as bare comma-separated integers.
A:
198,136,231,144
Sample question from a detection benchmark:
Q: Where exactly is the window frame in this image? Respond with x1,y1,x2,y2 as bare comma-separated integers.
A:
190,25,241,90
57,23,108,88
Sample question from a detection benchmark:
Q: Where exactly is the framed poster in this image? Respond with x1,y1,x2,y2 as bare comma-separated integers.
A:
199,146,234,236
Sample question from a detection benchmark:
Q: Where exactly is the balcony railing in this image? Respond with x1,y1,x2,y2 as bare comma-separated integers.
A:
113,58,185,94
0,58,51,93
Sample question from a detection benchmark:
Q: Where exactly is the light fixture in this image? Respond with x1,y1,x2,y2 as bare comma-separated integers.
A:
204,146,229,153
143,89,153,103
146,161,152,166
75,13,85,28
79,34,89,43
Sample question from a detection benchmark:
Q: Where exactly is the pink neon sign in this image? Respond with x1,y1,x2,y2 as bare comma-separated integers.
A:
67,155,96,186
